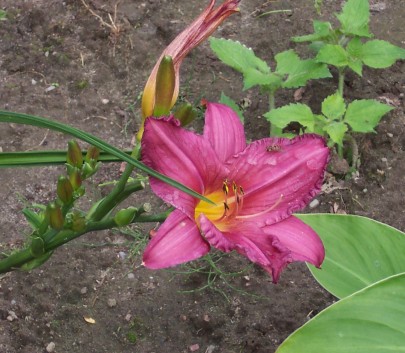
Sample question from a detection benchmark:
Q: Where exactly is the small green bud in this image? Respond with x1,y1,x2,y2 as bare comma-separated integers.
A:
153,55,175,117
70,211,86,232
30,236,45,257
68,167,82,190
67,140,83,168
81,161,101,179
173,103,197,126
57,176,74,204
114,207,138,226
47,202,64,230
85,146,100,162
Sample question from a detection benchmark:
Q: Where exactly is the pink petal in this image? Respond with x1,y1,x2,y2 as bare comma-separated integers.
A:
198,214,291,283
198,214,236,252
227,134,329,224
143,210,210,269
263,215,325,268
142,117,228,217
203,102,246,163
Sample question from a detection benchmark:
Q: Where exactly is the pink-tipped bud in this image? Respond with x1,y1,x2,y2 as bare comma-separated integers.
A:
67,140,83,168
68,167,82,190
47,202,64,230
85,146,100,163
57,176,74,204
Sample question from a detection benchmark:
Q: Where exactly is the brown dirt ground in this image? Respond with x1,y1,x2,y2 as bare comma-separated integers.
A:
0,1,404,352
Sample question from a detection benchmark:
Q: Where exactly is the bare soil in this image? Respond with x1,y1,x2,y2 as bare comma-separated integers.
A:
0,1,404,352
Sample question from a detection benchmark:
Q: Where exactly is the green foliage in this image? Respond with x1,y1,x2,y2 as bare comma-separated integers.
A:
276,214,405,352
298,214,405,299
0,10,7,20
293,0,405,76
276,273,405,353
265,94,393,147
344,99,394,133
209,38,330,92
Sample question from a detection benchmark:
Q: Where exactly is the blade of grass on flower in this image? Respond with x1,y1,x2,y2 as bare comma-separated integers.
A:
0,110,214,204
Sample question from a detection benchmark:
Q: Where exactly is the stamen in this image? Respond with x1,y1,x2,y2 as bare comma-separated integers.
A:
235,194,283,220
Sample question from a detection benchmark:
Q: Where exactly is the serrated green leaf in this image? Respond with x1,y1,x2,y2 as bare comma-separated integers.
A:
292,20,333,43
219,92,244,123
275,50,331,88
344,99,393,132
316,44,349,67
321,93,346,120
275,50,300,74
346,37,364,75
243,68,282,90
276,273,405,353
361,40,405,68
264,104,315,131
298,214,405,299
209,37,270,74
336,0,371,37
324,121,348,146
313,114,328,135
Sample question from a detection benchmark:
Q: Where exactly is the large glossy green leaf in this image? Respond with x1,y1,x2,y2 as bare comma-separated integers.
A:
0,110,213,204
298,214,405,298
276,273,405,353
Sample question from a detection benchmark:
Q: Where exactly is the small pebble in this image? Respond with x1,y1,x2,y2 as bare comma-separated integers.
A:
31,79,37,85
381,157,388,163
118,251,127,260
189,344,200,352
45,85,56,92
127,273,135,279
80,287,88,294
107,298,117,308
309,199,320,209
7,311,18,321
363,188,368,193
387,133,393,138
46,342,55,353
101,98,109,105
11,299,16,305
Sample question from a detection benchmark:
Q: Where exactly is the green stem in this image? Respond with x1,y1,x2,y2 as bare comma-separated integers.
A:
0,208,172,274
89,144,141,221
268,90,283,137
338,69,345,97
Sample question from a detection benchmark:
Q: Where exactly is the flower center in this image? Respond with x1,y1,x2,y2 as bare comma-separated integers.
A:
195,179,244,229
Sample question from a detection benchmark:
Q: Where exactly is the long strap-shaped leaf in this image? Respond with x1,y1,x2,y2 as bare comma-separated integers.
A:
0,150,131,167
0,110,214,204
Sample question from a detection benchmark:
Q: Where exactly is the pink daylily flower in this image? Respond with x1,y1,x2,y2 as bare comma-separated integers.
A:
141,102,330,283
138,0,240,140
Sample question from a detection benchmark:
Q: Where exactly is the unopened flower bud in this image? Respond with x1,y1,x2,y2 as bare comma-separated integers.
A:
30,236,45,258
70,211,86,232
173,103,197,126
47,202,64,230
81,161,101,179
68,167,82,190
153,55,175,117
85,146,100,163
57,176,74,204
67,140,83,168
114,207,138,226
